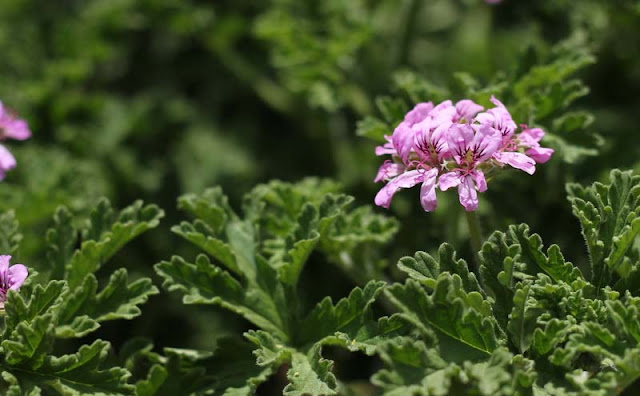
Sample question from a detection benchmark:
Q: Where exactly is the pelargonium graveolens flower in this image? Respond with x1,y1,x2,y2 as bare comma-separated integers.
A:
0,102,31,180
374,96,554,211
0,255,28,308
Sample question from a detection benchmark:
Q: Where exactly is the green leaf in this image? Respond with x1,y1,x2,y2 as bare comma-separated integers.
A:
177,187,233,233
385,275,504,360
171,221,242,277
567,170,640,289
3,281,67,335
374,97,407,124
507,284,542,354
275,194,352,287
508,224,584,285
133,337,273,396
1,283,135,395
356,116,389,142
298,280,385,347
0,211,22,256
284,346,337,396
398,244,482,294
66,200,164,288
2,340,135,396
480,231,520,332
156,255,287,340
45,207,77,280
245,330,290,368
373,342,535,396
320,205,398,285
56,269,159,338
531,317,577,357
371,338,443,395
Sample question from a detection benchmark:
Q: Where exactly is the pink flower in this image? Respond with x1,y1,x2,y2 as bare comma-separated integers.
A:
413,117,450,163
442,124,500,211
0,255,28,308
518,125,554,163
493,151,536,175
0,102,31,180
0,145,16,180
375,168,439,211
448,123,501,164
454,100,484,122
404,102,434,126
374,161,404,183
0,103,31,141
439,169,487,212
373,97,553,212
475,96,517,137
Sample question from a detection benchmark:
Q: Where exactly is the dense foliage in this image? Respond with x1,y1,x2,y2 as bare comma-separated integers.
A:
0,0,639,394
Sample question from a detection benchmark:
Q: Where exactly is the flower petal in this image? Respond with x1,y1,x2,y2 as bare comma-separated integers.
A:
404,102,433,125
521,126,545,142
0,255,9,275
447,124,475,159
495,152,536,175
374,161,404,182
455,99,484,121
439,171,462,191
391,122,415,163
7,264,27,290
2,120,31,141
0,144,16,175
526,147,554,163
472,170,488,192
458,175,479,211
375,170,425,208
471,124,502,162
419,168,439,212
375,142,396,156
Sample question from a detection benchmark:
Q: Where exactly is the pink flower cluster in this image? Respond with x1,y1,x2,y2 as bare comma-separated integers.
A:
0,255,27,309
0,102,31,180
374,97,553,212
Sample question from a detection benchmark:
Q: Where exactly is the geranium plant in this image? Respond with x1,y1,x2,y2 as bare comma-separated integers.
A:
0,1,638,395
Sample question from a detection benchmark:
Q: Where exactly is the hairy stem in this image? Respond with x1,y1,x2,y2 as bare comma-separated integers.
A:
465,210,483,278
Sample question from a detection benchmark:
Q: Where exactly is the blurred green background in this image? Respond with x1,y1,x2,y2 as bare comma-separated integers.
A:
0,0,638,393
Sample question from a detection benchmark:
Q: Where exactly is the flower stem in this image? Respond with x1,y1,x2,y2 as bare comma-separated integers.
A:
465,210,483,278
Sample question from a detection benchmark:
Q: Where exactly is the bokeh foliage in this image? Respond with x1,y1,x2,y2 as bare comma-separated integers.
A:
0,0,638,394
